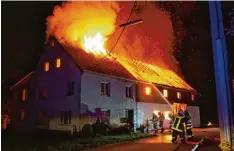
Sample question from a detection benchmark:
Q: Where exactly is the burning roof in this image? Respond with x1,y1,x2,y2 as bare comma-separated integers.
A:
46,2,196,92
54,38,196,92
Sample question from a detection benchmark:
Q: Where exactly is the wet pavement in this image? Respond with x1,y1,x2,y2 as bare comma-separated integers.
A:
87,128,221,151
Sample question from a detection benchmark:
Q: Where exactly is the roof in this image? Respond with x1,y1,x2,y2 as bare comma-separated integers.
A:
10,72,34,90
59,39,196,92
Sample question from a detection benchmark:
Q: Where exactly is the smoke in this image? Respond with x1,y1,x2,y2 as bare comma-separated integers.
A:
107,2,179,73
46,1,180,73
46,1,120,48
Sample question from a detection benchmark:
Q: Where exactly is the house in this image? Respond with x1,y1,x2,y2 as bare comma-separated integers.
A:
8,37,200,133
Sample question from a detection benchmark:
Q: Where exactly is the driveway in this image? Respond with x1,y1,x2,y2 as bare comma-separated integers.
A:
86,128,221,151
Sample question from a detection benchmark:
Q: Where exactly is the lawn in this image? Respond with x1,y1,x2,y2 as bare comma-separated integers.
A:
2,132,155,151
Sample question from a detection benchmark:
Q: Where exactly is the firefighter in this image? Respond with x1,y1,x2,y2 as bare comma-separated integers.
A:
184,110,194,141
171,109,186,144
168,112,174,132
152,113,158,134
158,112,165,133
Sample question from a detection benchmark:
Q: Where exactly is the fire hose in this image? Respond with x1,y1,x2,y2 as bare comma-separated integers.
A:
190,137,205,151
172,138,205,151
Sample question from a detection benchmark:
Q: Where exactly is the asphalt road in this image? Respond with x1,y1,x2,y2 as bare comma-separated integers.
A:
86,128,221,151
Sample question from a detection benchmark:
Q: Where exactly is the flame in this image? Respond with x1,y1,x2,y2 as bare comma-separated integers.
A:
83,33,107,56
46,1,119,57
46,2,195,91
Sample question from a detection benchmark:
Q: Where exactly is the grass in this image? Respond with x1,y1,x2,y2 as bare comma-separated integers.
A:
2,132,155,151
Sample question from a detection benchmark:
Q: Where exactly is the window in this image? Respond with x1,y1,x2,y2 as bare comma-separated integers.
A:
145,86,151,95
126,85,133,98
38,111,43,121
101,109,110,124
20,110,25,120
101,82,111,96
177,92,181,99
56,58,61,68
44,62,49,72
67,81,74,96
60,111,71,124
191,94,195,101
163,89,168,98
43,88,48,100
22,88,27,101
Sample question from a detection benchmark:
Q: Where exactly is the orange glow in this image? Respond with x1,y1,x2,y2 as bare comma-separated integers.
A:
44,62,49,72
46,2,196,92
22,88,27,101
191,94,195,101
173,103,187,114
208,122,212,126
145,87,151,95
46,2,119,57
163,89,168,98
177,92,181,99
56,58,61,68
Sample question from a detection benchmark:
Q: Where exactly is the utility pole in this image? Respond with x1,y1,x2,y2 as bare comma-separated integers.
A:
209,1,234,150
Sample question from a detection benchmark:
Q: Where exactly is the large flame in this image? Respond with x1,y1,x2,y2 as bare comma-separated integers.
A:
46,2,194,90
46,1,119,57
84,33,107,55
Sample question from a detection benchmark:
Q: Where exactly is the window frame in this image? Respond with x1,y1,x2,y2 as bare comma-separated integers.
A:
126,85,133,98
177,92,182,100
44,61,50,72
67,81,74,96
60,111,71,125
101,82,111,97
22,88,28,101
145,86,152,96
56,58,61,68
163,89,168,98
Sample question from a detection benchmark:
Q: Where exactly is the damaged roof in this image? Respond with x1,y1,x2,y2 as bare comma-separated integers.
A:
54,38,196,92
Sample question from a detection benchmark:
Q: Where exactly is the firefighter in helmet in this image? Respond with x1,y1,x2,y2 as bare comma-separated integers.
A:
158,112,165,133
152,112,158,134
184,110,194,141
168,112,174,133
171,109,186,144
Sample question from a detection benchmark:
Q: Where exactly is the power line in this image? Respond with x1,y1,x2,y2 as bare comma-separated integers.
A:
108,1,137,56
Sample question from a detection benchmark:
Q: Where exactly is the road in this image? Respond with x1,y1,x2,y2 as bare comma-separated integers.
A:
86,128,221,151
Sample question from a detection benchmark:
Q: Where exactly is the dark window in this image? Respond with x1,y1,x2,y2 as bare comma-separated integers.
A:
61,111,71,124
20,109,25,121
67,81,74,96
126,86,133,98
101,109,110,124
101,82,110,96
43,88,48,100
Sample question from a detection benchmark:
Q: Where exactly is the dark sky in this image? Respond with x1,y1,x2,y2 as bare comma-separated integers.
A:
2,2,234,125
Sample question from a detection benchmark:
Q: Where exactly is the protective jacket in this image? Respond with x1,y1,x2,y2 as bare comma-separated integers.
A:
171,114,185,132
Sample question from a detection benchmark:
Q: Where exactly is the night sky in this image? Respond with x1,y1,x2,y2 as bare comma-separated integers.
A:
2,2,234,125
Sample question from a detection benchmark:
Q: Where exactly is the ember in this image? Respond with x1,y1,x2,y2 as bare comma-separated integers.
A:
46,2,195,91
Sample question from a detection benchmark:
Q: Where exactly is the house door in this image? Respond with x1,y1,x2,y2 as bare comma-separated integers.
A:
126,109,134,126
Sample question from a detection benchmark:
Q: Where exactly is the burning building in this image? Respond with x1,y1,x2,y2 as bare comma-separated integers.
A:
8,2,200,132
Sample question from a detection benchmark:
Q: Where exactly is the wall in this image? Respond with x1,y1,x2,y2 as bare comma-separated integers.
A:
80,71,137,130
29,40,81,132
137,102,200,129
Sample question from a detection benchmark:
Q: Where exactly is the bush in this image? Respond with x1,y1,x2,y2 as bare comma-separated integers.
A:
110,124,131,135
82,124,93,137
136,124,145,133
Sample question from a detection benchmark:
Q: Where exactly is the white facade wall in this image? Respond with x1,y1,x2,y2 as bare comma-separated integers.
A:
80,71,137,129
